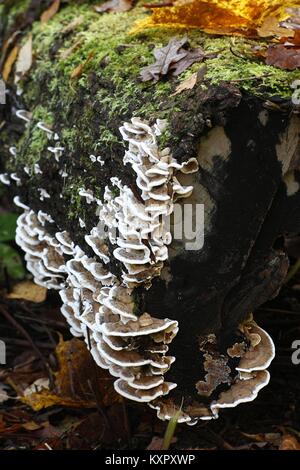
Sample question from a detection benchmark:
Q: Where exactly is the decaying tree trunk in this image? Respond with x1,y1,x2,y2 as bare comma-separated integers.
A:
1,1,300,423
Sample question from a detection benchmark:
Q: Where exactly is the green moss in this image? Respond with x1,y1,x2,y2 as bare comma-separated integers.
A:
62,176,85,221
4,0,31,32
3,0,298,222
6,105,54,172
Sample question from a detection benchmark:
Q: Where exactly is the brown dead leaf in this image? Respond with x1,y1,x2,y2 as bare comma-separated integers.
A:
281,30,300,46
266,44,300,70
61,16,84,35
172,72,198,95
40,0,61,23
94,0,134,13
140,37,206,82
21,337,119,411
240,431,281,446
59,40,82,60
7,280,47,303
70,51,94,79
279,434,300,450
21,421,43,431
2,45,19,82
14,34,32,85
258,16,294,38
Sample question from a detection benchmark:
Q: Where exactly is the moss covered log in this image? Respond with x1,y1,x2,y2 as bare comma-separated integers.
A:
1,0,300,423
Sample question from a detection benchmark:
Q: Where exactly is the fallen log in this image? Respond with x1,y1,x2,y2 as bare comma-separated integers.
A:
1,0,300,424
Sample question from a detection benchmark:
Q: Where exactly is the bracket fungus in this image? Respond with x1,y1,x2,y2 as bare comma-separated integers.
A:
1,109,282,424
1,0,300,425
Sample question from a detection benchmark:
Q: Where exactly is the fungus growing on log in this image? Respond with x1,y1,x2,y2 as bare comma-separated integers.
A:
1,0,300,425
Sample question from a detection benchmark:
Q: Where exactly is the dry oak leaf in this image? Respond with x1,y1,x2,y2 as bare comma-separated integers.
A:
21,337,120,411
140,37,205,81
134,0,299,37
258,16,294,38
94,0,134,13
40,0,61,23
7,280,47,303
266,44,300,70
279,434,300,450
281,30,300,46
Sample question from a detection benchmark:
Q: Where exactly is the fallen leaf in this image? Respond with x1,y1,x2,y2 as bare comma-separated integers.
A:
266,44,300,70
258,16,294,38
61,16,84,35
70,52,94,79
2,45,19,82
140,37,206,82
140,37,187,81
40,0,61,23
94,0,134,13
172,72,198,95
132,0,298,37
21,421,43,431
281,30,300,46
279,434,300,450
240,431,281,446
21,337,119,411
7,280,47,303
14,34,32,85
172,47,206,76
59,40,82,60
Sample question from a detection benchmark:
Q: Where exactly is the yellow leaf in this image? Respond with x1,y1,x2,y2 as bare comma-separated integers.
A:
40,0,61,23
7,280,47,303
279,434,300,450
21,337,120,411
21,390,95,411
132,0,300,37
2,45,19,82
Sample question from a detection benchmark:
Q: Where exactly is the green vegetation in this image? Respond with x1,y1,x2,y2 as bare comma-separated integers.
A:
2,0,297,222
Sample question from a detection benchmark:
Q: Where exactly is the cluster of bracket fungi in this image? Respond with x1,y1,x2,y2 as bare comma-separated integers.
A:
0,110,275,424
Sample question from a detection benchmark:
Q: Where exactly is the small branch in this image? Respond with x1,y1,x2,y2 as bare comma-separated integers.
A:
0,301,54,387
285,258,300,284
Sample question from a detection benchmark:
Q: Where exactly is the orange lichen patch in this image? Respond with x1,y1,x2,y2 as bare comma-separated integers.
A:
132,0,300,37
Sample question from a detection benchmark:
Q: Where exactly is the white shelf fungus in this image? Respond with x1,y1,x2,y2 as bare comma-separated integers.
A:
12,114,275,424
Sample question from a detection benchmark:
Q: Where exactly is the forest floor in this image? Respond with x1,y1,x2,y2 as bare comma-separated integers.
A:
0,195,300,450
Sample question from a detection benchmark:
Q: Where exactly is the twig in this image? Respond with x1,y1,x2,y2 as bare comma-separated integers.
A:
122,398,132,448
285,257,300,283
0,337,54,349
86,334,112,433
0,301,54,387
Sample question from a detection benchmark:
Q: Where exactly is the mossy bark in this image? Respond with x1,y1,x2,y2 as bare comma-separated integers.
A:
1,1,300,403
